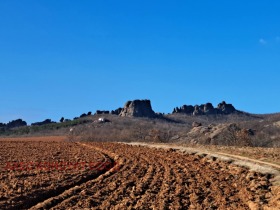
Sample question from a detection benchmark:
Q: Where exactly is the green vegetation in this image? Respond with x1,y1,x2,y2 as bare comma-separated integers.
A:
0,118,92,136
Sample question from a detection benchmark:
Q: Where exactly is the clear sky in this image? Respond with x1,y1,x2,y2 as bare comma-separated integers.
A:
1,0,280,124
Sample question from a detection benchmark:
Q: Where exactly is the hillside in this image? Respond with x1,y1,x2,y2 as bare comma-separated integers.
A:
1,100,280,147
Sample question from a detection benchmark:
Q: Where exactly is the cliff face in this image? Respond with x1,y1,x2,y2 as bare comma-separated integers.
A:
119,99,156,118
173,101,237,115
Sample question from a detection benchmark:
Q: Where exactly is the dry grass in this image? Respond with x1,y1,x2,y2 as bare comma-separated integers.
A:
0,136,66,142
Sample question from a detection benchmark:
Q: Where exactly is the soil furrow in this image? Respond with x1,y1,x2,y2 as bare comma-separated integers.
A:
1,140,278,210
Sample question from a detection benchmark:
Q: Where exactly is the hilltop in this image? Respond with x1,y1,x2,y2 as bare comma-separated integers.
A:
1,99,280,148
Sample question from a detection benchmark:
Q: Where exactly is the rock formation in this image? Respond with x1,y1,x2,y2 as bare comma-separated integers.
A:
119,99,156,118
192,122,202,128
217,101,236,114
173,101,237,115
111,108,122,115
204,103,217,115
173,105,194,114
184,123,254,146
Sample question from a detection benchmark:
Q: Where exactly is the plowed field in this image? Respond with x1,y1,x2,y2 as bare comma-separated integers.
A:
0,138,279,210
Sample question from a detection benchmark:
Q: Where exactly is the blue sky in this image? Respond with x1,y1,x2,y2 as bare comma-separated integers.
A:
0,0,280,124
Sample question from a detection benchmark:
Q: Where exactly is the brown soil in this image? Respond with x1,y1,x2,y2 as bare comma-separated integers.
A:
0,138,279,209
0,140,113,209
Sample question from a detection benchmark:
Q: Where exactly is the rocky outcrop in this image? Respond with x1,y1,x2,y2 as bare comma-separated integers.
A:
111,108,122,115
204,103,217,115
119,99,156,118
173,105,194,114
173,101,237,115
193,105,204,116
192,122,202,128
184,123,254,146
217,101,236,114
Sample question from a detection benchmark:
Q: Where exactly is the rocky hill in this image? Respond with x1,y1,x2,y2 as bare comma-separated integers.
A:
1,99,280,148
93,100,239,118
173,101,238,115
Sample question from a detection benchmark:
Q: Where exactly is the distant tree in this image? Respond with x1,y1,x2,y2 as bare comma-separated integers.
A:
0,123,6,132
87,111,92,116
80,113,87,118
6,119,27,129
31,119,55,126
60,117,64,123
